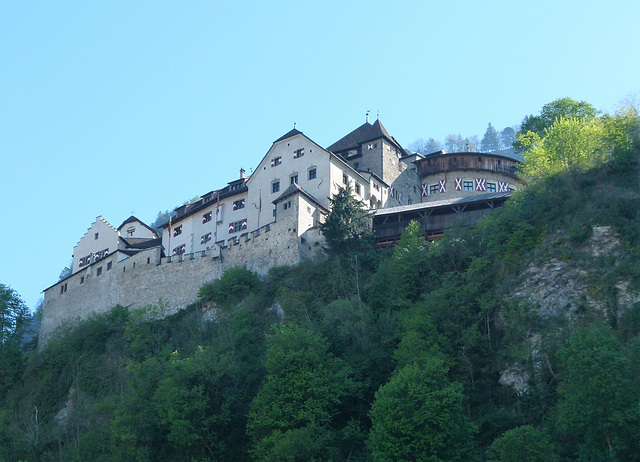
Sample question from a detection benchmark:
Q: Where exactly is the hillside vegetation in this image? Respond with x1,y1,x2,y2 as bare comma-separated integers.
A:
1,102,639,461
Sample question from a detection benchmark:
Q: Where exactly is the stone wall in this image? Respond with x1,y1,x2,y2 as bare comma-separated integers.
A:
39,216,320,348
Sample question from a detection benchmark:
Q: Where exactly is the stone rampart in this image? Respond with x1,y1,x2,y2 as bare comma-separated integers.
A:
39,217,322,347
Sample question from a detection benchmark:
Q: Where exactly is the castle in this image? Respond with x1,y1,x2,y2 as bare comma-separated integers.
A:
41,117,521,345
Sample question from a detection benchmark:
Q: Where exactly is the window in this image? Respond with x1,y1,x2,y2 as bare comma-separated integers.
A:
97,267,103,276
202,211,213,223
354,162,360,169
201,232,212,244
233,199,245,211
308,168,317,180
342,173,348,185
173,244,186,255
429,184,439,195
283,201,292,210
478,157,483,163
272,181,280,193
107,262,112,271
80,276,84,284
173,225,182,237
294,148,304,158
94,232,99,240
147,257,150,264
290,174,298,185
271,156,282,167
126,226,135,236
487,182,497,193
463,180,474,191
230,183,243,191
228,219,248,234
355,183,361,195
374,183,380,191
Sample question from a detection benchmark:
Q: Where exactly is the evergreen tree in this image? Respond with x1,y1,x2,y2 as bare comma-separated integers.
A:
481,123,500,152
320,184,371,256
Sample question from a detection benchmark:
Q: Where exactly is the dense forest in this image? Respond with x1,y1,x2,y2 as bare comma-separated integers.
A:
1,100,639,461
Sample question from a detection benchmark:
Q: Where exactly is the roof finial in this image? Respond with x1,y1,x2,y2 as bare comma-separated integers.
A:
366,110,370,123
377,110,380,120
294,122,296,129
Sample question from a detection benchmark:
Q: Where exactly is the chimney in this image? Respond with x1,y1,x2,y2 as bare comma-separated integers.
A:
240,168,245,179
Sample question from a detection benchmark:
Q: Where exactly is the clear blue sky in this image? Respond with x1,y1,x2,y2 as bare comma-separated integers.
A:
1,1,638,311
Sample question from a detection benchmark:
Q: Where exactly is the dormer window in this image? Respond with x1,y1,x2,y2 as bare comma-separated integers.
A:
127,226,135,236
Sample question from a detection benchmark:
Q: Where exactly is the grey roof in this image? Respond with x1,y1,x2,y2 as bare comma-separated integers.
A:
117,215,158,236
272,183,328,212
421,149,523,163
119,237,163,250
273,128,303,144
327,119,403,154
372,191,514,217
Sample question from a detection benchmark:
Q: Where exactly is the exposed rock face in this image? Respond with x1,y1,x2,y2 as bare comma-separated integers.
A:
500,226,639,395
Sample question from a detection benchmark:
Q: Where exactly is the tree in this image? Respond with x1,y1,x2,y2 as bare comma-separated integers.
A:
409,138,443,154
556,322,640,460
481,123,500,152
58,257,73,281
320,184,371,256
519,116,611,180
487,426,558,462
247,325,356,460
499,127,516,150
0,285,31,394
368,359,477,461
514,98,598,152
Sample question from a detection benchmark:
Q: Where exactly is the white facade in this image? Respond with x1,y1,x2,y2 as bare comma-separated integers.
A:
72,217,119,274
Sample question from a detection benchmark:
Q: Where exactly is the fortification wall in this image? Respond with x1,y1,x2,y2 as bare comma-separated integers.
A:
39,217,317,347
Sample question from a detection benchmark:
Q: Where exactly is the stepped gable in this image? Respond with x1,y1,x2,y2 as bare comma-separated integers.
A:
327,119,403,154
74,216,116,247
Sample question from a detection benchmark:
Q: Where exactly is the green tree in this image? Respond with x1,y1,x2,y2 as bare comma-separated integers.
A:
320,184,371,256
368,359,477,462
487,426,558,462
0,284,31,395
518,116,612,180
514,97,598,152
247,325,356,460
481,123,500,152
198,266,261,307
556,322,640,461
500,127,516,150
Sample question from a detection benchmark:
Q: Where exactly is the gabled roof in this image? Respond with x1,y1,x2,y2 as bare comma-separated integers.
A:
117,215,158,236
273,128,303,144
327,119,403,154
272,183,328,212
